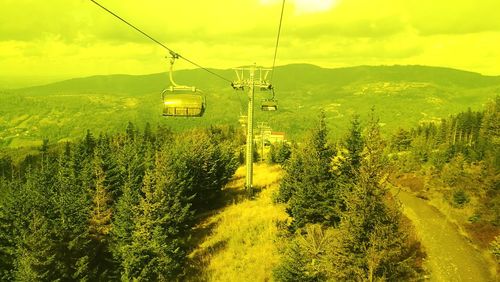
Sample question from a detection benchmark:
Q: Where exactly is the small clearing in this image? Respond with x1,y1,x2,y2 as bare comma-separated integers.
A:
186,164,289,281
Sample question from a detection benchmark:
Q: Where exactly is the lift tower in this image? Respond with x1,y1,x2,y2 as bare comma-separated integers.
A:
232,64,272,194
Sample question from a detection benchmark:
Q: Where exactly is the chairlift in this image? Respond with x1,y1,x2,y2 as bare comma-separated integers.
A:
261,99,278,111
261,87,278,111
162,54,206,117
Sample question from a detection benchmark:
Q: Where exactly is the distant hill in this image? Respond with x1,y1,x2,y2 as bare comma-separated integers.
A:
18,64,500,94
1,64,499,148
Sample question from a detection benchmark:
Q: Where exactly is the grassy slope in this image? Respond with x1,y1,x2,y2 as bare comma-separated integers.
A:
1,64,499,148
186,164,289,281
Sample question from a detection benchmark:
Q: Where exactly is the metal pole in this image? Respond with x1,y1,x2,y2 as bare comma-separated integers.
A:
261,125,265,162
232,64,271,196
245,65,255,194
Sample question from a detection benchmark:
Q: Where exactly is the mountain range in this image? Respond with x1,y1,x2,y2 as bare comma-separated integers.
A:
1,64,499,148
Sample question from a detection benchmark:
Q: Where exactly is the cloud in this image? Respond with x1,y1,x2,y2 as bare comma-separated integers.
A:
405,0,500,35
1,0,499,78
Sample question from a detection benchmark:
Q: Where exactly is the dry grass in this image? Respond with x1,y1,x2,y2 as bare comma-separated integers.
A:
185,164,290,281
392,173,426,193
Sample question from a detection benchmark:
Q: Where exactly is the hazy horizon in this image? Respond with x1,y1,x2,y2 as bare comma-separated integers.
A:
2,62,500,90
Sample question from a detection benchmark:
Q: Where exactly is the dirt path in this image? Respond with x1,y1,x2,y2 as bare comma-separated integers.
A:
394,188,495,281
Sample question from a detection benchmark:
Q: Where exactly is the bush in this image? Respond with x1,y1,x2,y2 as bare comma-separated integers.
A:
491,235,500,261
452,189,470,207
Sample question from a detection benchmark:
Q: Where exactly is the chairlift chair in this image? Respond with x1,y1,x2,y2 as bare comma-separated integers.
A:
162,54,206,117
261,99,278,111
162,88,206,117
261,86,278,111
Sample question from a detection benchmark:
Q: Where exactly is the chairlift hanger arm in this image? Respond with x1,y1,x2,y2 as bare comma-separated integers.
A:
167,55,191,89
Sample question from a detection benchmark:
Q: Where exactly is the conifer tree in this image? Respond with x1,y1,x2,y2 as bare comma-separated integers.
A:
14,212,59,281
143,122,155,144
343,115,364,177
270,142,292,164
88,153,115,280
274,225,334,282
326,112,422,281
0,181,16,281
83,129,96,157
391,128,412,151
96,135,123,199
111,180,139,271
51,145,92,281
268,143,277,164
122,162,191,280
326,177,422,281
111,140,144,274
279,111,340,228
126,121,136,142
0,155,13,180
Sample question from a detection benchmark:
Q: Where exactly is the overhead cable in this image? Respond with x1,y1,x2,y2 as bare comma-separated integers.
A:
270,0,286,83
89,0,232,84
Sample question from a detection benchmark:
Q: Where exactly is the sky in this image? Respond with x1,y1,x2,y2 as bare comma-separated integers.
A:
1,0,500,85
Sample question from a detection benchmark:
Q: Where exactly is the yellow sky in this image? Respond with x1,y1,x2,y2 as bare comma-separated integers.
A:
1,0,500,82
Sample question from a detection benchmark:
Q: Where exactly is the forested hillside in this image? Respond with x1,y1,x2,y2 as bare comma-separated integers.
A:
0,124,238,280
2,0,499,279
0,97,497,280
1,64,499,149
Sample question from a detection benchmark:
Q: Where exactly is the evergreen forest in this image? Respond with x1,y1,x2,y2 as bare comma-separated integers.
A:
0,96,498,280
1,0,499,280
0,124,239,280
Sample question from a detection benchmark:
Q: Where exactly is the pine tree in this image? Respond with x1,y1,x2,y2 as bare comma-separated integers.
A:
111,180,140,272
0,180,16,281
274,225,334,282
122,164,191,281
279,111,340,228
83,129,96,157
391,128,412,151
110,140,144,274
275,142,292,164
340,115,365,178
325,177,422,281
278,112,335,203
87,153,115,280
143,122,155,144
325,112,422,281
0,155,13,180
14,212,59,281
126,121,136,142
96,135,123,199
51,145,92,281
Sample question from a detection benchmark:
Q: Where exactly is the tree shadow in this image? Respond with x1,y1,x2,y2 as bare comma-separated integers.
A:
183,173,253,280
184,221,228,281
183,165,279,280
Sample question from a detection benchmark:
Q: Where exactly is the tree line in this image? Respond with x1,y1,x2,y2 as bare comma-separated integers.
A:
0,123,239,281
389,96,499,256
390,97,498,216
